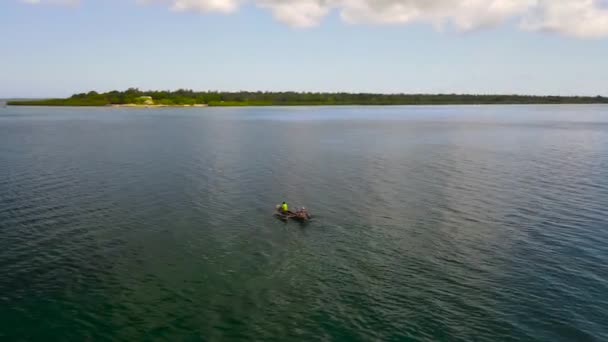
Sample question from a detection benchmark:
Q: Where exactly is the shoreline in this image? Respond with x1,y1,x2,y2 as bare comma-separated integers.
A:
6,103,608,108
7,92,608,107
111,104,208,108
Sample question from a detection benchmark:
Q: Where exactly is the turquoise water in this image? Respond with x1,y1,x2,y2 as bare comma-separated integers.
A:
1,105,607,341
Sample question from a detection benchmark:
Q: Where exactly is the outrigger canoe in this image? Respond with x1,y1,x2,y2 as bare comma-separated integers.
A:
275,205,311,222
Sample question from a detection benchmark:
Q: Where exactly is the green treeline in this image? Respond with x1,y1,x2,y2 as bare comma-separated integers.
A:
7,88,608,106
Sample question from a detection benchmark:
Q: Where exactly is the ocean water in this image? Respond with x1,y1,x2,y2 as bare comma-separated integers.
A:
1,105,607,341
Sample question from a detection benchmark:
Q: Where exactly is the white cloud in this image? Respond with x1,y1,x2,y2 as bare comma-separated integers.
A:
257,0,331,28
336,0,536,31
137,0,241,13
522,0,608,38
18,0,608,38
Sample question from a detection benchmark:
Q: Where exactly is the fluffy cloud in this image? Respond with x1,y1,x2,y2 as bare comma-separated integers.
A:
257,0,331,28
522,0,608,38
19,0,608,38
336,0,537,31
137,0,241,13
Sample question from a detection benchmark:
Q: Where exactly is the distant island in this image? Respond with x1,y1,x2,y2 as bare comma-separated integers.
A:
7,89,608,107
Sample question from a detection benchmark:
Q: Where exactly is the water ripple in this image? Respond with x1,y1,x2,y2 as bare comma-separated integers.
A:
1,105,608,341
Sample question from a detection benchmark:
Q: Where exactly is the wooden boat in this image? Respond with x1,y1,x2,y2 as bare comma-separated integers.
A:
275,205,311,222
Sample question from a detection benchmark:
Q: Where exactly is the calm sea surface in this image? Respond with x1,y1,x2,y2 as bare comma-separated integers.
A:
1,105,607,341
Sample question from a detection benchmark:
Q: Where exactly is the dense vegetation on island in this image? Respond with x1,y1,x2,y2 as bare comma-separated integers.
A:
7,89,608,106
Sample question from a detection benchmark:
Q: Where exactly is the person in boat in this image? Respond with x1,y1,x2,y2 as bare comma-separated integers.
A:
280,202,289,213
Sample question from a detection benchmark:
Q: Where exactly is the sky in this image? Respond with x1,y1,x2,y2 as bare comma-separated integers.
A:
1,0,608,97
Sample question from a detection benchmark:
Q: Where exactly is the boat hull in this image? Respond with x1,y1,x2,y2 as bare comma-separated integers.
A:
275,207,311,222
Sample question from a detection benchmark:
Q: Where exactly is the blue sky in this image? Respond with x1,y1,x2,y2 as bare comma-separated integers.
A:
1,0,608,97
